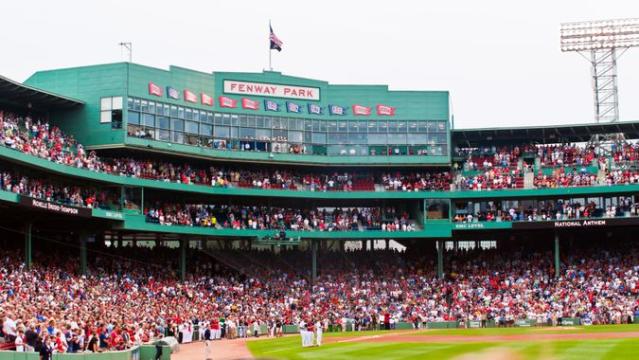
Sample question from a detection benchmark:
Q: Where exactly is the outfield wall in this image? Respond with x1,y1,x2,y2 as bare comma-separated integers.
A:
0,345,170,360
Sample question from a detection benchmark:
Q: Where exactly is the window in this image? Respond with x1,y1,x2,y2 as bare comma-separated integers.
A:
127,111,140,125
156,116,170,130
100,96,123,124
200,124,213,136
171,119,184,132
185,121,199,134
141,113,155,127
214,126,230,138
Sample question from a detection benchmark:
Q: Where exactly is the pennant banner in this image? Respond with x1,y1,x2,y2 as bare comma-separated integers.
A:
264,100,280,112
167,87,180,100
218,96,237,108
352,104,371,116
184,90,197,103
242,98,260,110
201,93,213,106
148,82,162,97
329,105,345,116
376,104,396,116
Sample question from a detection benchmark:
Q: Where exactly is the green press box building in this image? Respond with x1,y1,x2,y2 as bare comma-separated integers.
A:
24,62,451,166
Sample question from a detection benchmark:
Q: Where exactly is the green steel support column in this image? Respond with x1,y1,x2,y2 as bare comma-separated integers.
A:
140,187,144,213
24,223,32,270
180,239,187,282
119,186,126,209
554,233,560,279
311,240,317,286
79,233,88,276
437,240,444,279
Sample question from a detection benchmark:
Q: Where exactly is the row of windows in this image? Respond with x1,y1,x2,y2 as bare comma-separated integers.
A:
127,97,448,133
127,125,448,156
127,113,447,145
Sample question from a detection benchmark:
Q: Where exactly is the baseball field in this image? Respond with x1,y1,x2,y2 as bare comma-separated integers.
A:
246,324,639,360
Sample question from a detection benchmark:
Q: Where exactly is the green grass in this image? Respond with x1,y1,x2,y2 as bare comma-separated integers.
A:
247,325,639,360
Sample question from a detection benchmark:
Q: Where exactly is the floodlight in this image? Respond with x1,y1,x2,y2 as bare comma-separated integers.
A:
560,18,639,124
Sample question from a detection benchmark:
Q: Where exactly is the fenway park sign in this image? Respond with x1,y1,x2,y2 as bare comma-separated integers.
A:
20,196,91,217
223,80,320,101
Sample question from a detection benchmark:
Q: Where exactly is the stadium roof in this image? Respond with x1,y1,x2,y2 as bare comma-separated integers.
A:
0,75,84,110
452,121,639,146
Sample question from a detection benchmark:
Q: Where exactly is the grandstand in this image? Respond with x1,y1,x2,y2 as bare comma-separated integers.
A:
0,63,638,359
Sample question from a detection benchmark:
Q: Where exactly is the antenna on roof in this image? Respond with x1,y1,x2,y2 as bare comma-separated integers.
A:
119,42,133,62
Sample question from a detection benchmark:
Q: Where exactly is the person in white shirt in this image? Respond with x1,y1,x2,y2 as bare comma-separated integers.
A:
14,329,25,352
314,321,323,347
2,312,17,341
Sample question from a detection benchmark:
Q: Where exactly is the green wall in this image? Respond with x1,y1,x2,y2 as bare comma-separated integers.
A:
24,63,128,147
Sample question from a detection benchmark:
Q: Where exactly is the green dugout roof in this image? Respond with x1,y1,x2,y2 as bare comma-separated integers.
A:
0,74,84,110
452,120,639,146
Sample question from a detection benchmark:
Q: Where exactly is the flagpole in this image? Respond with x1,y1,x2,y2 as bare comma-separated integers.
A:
268,20,272,71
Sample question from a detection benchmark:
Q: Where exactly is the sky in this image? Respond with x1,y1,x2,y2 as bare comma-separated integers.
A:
1,0,638,129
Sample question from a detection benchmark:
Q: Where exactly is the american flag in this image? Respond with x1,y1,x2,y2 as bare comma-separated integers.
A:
270,25,283,52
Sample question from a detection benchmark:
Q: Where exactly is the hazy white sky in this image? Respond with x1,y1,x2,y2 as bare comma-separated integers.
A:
1,0,638,129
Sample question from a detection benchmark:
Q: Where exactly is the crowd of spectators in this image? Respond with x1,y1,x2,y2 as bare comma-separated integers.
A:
454,197,638,223
9,111,639,194
0,168,119,210
144,204,416,232
1,243,638,354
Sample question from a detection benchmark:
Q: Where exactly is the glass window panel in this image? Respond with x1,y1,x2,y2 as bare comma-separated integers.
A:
248,115,256,127
222,114,231,125
101,98,112,111
417,121,428,132
133,99,141,111
171,131,184,143
127,98,134,110
127,111,140,125
319,120,327,132
272,129,287,139
171,119,184,132
140,100,148,113
348,122,358,132
200,124,212,136
156,116,170,130
255,116,264,128
178,107,185,119
163,104,170,116
368,121,378,133
170,105,178,117
231,115,239,126
407,133,424,145
141,113,155,127
378,121,389,132
397,122,407,133
100,111,111,123
239,115,248,127
263,116,271,129
388,133,407,144
112,97,123,110
214,113,223,125
289,131,303,143
206,112,214,123
185,121,199,134
368,134,387,145
312,133,326,144
157,129,170,141
230,127,238,139
240,127,256,139
305,120,313,132
214,126,230,138
148,101,155,115
338,121,347,132
256,129,271,141
388,122,399,133
327,121,338,132
304,131,312,143
185,108,193,120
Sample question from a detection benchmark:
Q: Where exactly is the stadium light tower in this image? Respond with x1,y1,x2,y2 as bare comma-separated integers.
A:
560,18,639,124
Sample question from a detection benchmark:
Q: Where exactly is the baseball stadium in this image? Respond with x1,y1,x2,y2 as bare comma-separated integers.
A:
2,16,639,360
